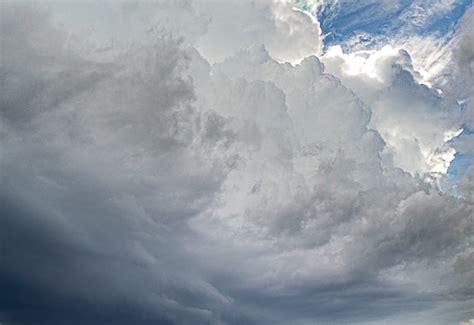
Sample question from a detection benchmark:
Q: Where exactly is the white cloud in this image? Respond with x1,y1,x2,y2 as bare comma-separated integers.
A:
321,43,463,177
195,0,322,64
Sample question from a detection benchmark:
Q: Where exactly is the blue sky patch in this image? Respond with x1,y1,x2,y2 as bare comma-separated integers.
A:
312,0,473,51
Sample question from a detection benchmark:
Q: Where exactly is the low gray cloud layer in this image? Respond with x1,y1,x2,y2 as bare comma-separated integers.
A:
0,1,473,324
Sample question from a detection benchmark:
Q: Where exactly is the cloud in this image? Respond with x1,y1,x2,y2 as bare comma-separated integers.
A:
0,1,473,325
321,44,464,177
453,5,474,125
1,3,234,324
195,0,321,64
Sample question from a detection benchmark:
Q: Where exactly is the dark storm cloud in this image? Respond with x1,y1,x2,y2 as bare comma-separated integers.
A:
1,3,232,324
0,197,172,325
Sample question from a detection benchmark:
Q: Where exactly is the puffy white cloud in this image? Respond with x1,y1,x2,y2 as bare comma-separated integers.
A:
195,0,321,64
321,44,463,177
0,1,472,325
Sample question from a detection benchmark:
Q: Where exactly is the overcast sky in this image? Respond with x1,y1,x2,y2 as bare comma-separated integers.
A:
1,1,473,324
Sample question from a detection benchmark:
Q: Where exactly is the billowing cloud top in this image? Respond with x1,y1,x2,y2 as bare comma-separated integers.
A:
0,1,473,325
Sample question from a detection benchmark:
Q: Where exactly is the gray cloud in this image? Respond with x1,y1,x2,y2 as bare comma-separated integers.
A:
453,5,474,127
0,1,473,325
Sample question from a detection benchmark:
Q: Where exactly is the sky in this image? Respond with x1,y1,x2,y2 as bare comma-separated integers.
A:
0,0,473,324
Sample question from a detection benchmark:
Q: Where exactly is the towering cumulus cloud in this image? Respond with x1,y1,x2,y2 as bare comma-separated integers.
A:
0,1,473,324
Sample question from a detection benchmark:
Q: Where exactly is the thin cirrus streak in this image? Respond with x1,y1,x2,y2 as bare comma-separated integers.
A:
0,1,473,325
